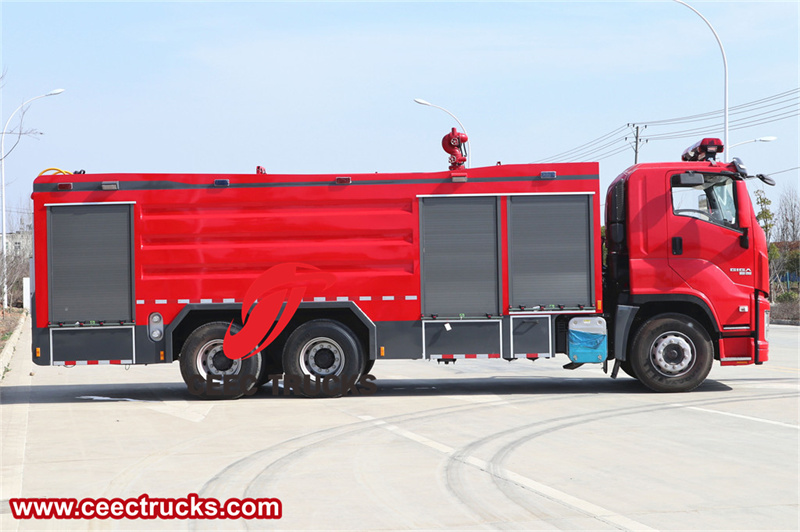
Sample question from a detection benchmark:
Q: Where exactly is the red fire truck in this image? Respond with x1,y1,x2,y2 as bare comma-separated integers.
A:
30,133,771,397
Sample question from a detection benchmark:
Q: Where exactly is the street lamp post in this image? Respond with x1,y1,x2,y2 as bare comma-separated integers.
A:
413,98,471,168
1,88,65,308
728,136,778,149
673,0,728,162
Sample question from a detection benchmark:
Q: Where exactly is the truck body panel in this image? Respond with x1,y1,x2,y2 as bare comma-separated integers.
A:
32,163,603,366
31,141,770,394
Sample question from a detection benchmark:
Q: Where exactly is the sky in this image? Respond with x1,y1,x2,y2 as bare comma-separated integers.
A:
1,1,798,222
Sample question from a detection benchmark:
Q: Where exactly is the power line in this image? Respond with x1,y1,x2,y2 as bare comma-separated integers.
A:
642,110,799,141
534,87,799,163
589,144,633,162
555,135,629,161
636,95,798,128
766,167,800,177
642,103,799,136
636,88,799,126
534,125,628,163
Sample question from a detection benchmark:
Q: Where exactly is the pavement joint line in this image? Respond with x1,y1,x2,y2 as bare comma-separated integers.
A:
357,415,657,531
1,315,32,530
671,403,800,429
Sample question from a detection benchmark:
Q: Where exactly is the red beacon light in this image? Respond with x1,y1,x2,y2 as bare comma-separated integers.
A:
681,138,724,162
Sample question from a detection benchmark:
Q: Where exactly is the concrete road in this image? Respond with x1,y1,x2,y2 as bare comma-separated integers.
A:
1,317,798,530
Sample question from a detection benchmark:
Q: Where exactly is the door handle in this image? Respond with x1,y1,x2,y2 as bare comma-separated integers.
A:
672,237,683,256
739,227,750,249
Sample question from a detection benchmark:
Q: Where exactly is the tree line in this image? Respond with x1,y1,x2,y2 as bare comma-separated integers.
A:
755,185,800,307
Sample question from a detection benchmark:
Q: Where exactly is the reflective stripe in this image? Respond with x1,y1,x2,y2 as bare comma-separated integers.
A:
54,360,131,366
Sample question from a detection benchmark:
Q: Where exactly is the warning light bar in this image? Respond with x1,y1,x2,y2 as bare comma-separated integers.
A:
682,138,724,162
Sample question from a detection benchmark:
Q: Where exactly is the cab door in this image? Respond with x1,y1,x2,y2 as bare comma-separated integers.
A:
667,171,755,327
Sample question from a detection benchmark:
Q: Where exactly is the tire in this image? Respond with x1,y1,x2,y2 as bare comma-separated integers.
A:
618,358,638,380
629,313,714,393
363,358,375,375
179,322,262,399
282,319,364,397
256,349,284,386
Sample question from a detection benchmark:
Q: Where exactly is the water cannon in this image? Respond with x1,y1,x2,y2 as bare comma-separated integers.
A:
682,138,724,162
442,128,468,170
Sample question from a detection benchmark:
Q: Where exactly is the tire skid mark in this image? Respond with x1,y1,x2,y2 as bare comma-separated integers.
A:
444,404,672,530
192,395,573,531
195,390,796,531
448,392,799,531
194,395,584,531
239,396,581,531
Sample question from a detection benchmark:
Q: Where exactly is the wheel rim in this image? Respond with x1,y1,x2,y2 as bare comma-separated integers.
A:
195,339,241,379
298,337,345,379
649,332,696,377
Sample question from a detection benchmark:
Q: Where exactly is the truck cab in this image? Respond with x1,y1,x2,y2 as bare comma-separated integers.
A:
606,138,770,391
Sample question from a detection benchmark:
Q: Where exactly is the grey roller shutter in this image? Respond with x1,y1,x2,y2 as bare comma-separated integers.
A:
48,204,134,323
421,197,499,317
509,195,593,308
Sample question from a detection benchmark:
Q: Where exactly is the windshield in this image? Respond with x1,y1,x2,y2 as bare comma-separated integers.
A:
671,174,738,229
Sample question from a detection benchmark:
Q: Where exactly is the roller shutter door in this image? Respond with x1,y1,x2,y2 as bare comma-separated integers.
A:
48,204,134,323
420,197,500,317
508,195,593,309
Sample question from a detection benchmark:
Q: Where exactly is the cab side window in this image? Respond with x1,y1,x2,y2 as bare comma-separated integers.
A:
671,174,738,229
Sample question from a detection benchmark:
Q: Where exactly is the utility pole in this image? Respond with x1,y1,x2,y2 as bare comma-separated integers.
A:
626,123,647,164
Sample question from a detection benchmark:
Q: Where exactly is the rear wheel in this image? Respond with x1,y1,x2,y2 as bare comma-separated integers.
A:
629,314,713,393
282,319,364,397
180,322,262,399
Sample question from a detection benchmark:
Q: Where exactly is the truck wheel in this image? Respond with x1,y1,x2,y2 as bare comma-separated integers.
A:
256,349,284,386
180,322,262,399
629,314,713,392
363,358,375,375
618,358,637,380
282,319,364,397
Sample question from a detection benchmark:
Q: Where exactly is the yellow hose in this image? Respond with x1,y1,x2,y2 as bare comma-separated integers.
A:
38,168,73,177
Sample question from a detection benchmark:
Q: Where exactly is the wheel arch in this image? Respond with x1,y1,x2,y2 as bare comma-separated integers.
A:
165,301,376,363
290,302,375,361
627,295,720,361
166,304,240,362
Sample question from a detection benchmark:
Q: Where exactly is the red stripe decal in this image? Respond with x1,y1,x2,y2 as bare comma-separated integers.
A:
488,353,501,358
465,354,477,359
442,354,454,359
87,360,99,365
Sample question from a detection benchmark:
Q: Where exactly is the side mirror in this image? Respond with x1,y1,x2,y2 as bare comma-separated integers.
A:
757,174,776,186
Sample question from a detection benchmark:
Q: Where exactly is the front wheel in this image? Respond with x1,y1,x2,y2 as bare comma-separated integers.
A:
618,358,637,380
629,314,714,393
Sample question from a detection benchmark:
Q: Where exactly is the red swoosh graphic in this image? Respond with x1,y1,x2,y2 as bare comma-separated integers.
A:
223,263,335,360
